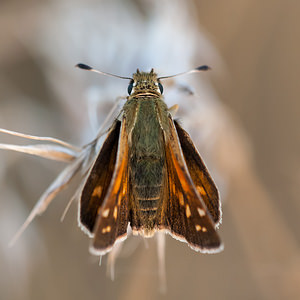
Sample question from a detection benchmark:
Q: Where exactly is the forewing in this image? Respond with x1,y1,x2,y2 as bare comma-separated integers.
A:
160,117,222,253
80,120,121,234
174,120,221,226
90,118,130,255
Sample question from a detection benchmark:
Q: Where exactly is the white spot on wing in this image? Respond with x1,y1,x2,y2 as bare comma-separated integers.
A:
197,207,206,217
102,208,110,217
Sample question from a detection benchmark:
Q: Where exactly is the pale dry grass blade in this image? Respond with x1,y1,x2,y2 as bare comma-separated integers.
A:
0,128,81,152
0,143,77,162
9,155,84,247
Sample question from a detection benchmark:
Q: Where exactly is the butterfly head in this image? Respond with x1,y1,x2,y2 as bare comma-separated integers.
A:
127,69,163,96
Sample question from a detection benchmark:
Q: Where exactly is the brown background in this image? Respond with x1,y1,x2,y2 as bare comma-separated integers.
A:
0,1,299,299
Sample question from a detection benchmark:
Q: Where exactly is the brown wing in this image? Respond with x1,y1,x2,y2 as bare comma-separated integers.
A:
80,120,121,234
174,120,221,226
160,117,222,253
90,118,130,255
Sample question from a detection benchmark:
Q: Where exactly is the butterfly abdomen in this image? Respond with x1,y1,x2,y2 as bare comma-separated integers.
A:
133,157,163,210
131,156,164,233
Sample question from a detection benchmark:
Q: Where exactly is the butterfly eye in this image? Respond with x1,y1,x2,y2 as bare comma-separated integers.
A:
158,82,163,94
128,80,134,95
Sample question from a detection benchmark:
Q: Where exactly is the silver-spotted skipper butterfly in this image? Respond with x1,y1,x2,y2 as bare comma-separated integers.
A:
76,63,223,255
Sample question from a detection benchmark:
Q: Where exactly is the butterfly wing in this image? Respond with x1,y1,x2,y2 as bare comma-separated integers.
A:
160,117,222,253
90,117,130,255
80,120,121,235
174,120,221,226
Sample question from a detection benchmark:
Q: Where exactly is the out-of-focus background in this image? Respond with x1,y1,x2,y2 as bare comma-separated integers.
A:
0,0,299,299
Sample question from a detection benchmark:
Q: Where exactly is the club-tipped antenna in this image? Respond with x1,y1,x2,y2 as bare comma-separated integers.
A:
158,65,210,80
76,63,132,80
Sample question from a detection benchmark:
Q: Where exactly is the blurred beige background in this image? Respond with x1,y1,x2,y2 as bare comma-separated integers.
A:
0,0,299,299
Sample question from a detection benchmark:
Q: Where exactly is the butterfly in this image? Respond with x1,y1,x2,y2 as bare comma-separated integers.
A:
77,64,223,255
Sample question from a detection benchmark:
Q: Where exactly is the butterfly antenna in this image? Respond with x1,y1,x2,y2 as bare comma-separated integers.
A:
76,63,132,80
158,65,210,80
